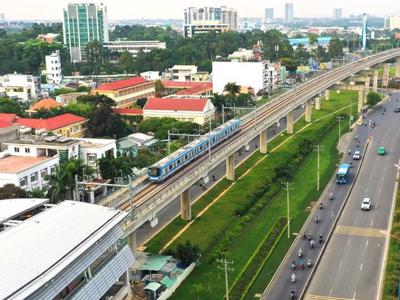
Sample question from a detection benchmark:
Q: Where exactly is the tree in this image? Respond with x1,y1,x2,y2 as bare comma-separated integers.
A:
328,37,344,58
86,95,132,138
98,156,135,180
0,98,24,115
118,51,134,74
136,98,147,108
224,82,241,96
154,80,165,97
366,92,382,106
280,57,298,73
309,34,319,46
175,240,201,266
0,184,27,200
294,44,310,65
85,41,103,77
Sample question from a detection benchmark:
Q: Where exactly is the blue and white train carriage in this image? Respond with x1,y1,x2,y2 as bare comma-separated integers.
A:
148,119,242,182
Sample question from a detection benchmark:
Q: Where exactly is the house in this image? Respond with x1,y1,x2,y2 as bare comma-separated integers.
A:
117,133,157,157
73,138,116,169
0,74,39,102
27,98,62,115
170,65,198,81
91,76,155,108
161,80,212,96
143,97,215,125
0,122,19,151
15,113,87,138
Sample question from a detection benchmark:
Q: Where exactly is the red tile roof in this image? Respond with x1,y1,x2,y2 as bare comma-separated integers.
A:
95,77,150,91
161,80,212,89
15,113,87,131
112,108,143,115
0,113,17,123
29,98,62,111
175,84,213,96
0,120,13,128
144,97,208,112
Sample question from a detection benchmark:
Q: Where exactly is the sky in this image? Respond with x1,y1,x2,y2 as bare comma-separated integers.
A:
1,0,400,20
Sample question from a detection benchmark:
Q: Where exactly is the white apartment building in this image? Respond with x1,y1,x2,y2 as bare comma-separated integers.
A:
73,138,116,169
0,74,39,101
170,65,198,81
390,16,400,30
103,40,166,57
228,48,255,62
183,6,237,37
0,154,58,191
45,51,62,85
212,61,282,94
140,71,161,81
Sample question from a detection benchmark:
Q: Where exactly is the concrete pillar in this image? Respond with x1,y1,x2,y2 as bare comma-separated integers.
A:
259,130,268,154
315,96,321,110
383,63,390,87
286,111,294,134
180,189,191,220
305,99,312,123
364,77,370,92
358,90,364,113
127,231,136,252
373,70,378,92
325,90,331,101
226,154,235,181
396,57,400,78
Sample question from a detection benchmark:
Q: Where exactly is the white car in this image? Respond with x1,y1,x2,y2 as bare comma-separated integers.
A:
353,151,361,160
361,198,371,211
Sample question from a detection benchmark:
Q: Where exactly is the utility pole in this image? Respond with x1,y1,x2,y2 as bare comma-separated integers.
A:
313,145,325,191
349,98,353,131
222,104,225,124
282,181,293,239
336,116,344,141
217,258,233,300
167,130,171,155
208,118,212,160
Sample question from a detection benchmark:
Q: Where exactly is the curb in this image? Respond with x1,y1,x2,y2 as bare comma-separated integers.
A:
299,139,370,299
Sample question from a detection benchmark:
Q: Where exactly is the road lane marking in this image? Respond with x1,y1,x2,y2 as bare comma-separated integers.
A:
371,220,374,226
329,289,333,296
366,239,369,247
360,263,363,271
338,261,342,270
335,225,386,238
305,295,356,300
353,291,357,299
347,238,351,247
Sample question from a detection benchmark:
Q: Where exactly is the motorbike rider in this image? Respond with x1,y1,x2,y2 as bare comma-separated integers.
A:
319,234,323,243
291,273,296,283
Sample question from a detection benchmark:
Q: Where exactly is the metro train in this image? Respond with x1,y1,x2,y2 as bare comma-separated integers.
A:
148,119,242,182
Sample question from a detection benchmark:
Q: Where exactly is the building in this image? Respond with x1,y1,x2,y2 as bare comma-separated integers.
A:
265,8,274,24
103,40,166,57
161,80,212,95
37,33,59,43
285,3,294,23
15,113,87,138
333,8,343,19
0,122,19,151
170,65,198,81
55,91,88,105
63,3,109,62
183,6,238,37
362,14,368,50
45,51,62,85
0,74,39,102
92,76,155,108
143,97,215,125
0,200,134,300
212,61,283,95
27,98,63,115
140,71,161,81
73,138,116,169
390,16,400,30
228,48,255,62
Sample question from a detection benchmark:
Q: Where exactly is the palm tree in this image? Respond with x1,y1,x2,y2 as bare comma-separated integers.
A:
46,166,69,204
224,82,241,97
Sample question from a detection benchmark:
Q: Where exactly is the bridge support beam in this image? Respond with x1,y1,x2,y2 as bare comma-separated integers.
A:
325,90,331,101
315,96,321,110
180,189,191,220
358,90,364,113
259,130,268,154
383,63,390,87
396,57,400,78
226,154,235,181
286,111,294,134
373,70,378,92
127,231,136,253
305,99,312,123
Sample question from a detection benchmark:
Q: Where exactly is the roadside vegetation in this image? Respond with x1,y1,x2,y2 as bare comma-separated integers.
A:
144,91,359,299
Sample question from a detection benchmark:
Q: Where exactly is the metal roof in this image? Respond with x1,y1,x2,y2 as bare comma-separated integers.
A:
0,198,49,225
0,200,128,299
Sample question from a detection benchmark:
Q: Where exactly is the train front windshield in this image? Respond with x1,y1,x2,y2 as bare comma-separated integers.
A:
148,167,161,177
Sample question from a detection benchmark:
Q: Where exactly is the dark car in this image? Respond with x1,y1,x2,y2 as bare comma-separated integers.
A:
395,108,400,113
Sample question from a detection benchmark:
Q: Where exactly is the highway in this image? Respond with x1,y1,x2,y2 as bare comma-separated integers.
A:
305,93,400,300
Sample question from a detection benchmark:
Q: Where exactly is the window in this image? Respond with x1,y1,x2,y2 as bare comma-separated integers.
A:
50,166,56,174
40,169,48,179
87,153,97,162
14,147,19,153
19,177,28,187
25,148,30,153
30,173,38,183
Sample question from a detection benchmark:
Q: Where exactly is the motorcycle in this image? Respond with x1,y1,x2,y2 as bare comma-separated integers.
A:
314,215,319,224
290,290,296,299
319,203,323,209
319,235,323,243
291,273,296,283
310,239,315,249
329,193,334,200
298,249,303,258
307,259,312,268
291,261,296,270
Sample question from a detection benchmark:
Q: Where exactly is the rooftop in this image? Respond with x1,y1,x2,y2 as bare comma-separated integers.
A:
16,113,87,131
0,120,13,128
0,113,17,123
0,155,56,173
175,84,213,96
0,198,49,225
112,108,143,115
144,97,209,112
6,135,79,147
161,80,212,89
95,76,150,91
0,200,127,299
29,98,62,111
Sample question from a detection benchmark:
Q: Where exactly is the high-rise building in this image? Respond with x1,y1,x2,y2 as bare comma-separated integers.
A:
265,8,274,24
183,6,237,38
362,14,368,50
45,51,62,85
285,3,294,23
63,3,109,62
333,8,343,19
390,16,400,30
0,13,5,22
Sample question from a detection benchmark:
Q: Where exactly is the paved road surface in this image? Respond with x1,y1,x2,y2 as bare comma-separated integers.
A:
305,93,400,300
136,107,305,247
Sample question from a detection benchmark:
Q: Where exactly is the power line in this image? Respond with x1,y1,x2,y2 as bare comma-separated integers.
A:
216,258,234,300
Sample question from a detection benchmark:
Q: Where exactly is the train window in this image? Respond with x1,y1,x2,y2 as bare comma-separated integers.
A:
149,168,161,176
185,155,188,160
169,165,173,170
177,159,181,164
